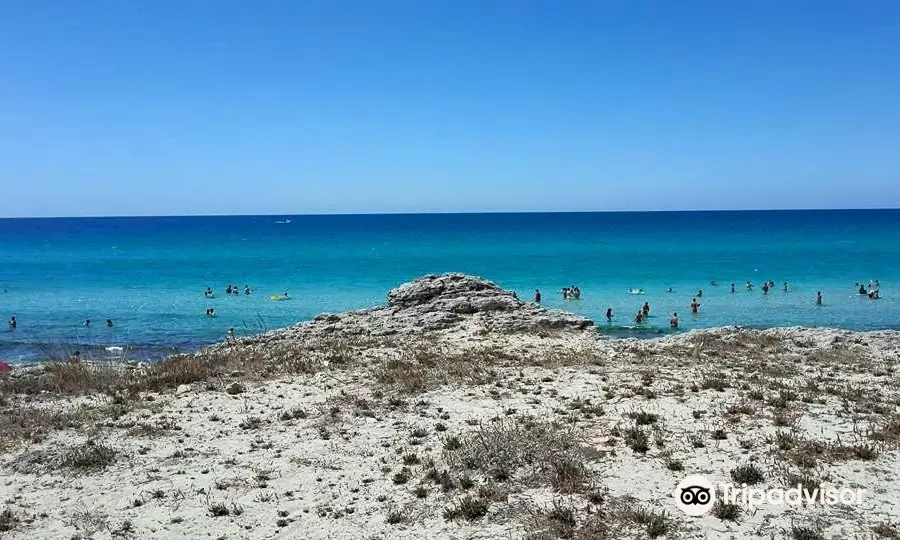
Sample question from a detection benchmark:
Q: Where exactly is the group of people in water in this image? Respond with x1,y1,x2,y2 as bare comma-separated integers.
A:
202,284,293,317
204,284,253,316
856,280,881,299
83,319,114,328
622,301,685,328
206,284,252,298
8,316,115,330
562,286,582,300
533,286,582,303
530,278,885,331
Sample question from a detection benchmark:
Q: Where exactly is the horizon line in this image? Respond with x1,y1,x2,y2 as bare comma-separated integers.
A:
2,206,899,220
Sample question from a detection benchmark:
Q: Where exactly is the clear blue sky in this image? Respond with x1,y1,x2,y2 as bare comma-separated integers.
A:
2,1,899,217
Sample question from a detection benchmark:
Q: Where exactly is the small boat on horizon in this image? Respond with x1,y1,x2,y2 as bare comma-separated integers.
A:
274,218,292,224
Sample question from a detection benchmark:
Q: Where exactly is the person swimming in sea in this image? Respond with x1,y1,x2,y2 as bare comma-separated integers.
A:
697,289,703,298
534,289,541,303
869,289,880,299
244,285,251,295
783,281,789,292
84,319,91,327
226,285,233,295
606,308,613,322
562,287,570,300
8,316,16,329
227,328,235,342
205,287,214,297
667,287,675,293
762,282,769,294
106,319,113,328
634,311,644,324
691,298,700,314
816,291,822,305
746,281,754,291
710,281,718,286
730,283,736,293
642,302,650,316
571,286,581,300
669,312,679,328
859,284,868,295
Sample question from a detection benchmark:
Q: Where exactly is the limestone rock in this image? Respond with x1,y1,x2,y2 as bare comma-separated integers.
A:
216,274,595,356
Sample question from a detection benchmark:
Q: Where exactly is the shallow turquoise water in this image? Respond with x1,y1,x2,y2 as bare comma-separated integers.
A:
1,210,898,362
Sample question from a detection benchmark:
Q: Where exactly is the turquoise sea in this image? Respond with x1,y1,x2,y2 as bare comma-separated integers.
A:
1,210,898,363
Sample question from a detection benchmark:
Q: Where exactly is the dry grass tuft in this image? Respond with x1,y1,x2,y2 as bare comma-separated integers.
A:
0,402,76,452
0,507,20,533
445,418,594,494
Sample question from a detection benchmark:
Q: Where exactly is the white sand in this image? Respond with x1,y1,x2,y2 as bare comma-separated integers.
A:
2,327,899,539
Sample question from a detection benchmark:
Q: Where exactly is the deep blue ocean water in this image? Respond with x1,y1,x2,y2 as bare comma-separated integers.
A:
1,210,898,363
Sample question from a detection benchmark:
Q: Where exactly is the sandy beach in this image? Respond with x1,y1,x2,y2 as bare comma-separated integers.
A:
2,274,899,539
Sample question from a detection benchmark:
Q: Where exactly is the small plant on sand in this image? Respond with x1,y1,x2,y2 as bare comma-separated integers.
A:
701,374,729,392
870,415,900,443
781,469,822,494
392,467,411,485
59,441,118,472
730,464,765,485
663,455,684,472
443,435,462,451
278,407,307,421
791,524,826,540
445,418,592,492
629,410,659,425
208,502,230,517
0,404,74,452
852,442,879,460
769,391,795,409
550,456,589,493
627,506,672,538
530,499,577,538
0,507,20,532
458,475,475,490
443,495,489,521
624,425,650,453
239,416,263,430
872,522,900,538
770,430,798,450
773,411,796,427
385,507,408,525
726,402,756,415
711,500,741,521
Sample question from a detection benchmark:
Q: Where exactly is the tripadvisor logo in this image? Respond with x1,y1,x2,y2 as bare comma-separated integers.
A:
674,475,715,516
673,474,866,516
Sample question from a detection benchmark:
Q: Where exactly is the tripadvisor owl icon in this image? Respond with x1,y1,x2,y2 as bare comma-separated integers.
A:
674,475,715,516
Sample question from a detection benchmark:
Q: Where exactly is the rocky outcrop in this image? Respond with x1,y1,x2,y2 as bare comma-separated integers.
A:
238,273,594,345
